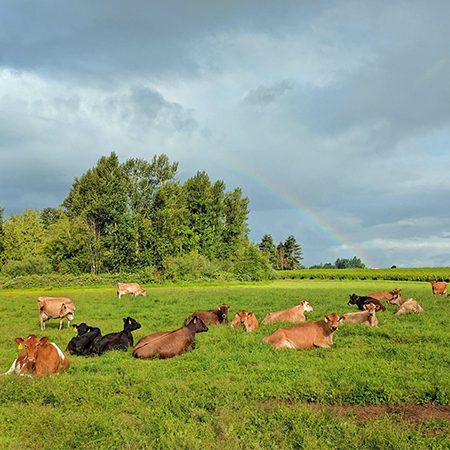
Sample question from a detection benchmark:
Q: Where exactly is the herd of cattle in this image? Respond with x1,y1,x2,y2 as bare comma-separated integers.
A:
2,280,447,378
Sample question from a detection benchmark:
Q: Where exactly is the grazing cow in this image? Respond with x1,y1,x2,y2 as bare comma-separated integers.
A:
3,335,69,377
37,296,76,331
431,280,448,296
91,317,141,355
261,300,313,325
366,289,401,302
133,316,208,359
342,303,378,327
395,299,424,316
66,323,102,356
231,310,259,332
263,314,344,349
117,283,147,299
347,294,386,312
184,304,230,326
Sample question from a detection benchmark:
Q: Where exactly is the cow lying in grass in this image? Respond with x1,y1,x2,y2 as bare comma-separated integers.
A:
262,300,313,325
3,335,69,377
366,289,401,302
395,299,424,316
66,323,102,356
347,294,386,312
231,310,259,332
184,304,230,326
92,317,141,355
263,314,344,349
342,303,378,327
133,316,208,359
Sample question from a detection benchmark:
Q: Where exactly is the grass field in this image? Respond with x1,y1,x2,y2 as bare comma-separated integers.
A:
0,280,449,449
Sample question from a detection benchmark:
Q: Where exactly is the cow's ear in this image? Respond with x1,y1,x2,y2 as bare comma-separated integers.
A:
323,315,329,322
39,337,48,345
193,317,197,324
15,337,24,348
339,316,345,322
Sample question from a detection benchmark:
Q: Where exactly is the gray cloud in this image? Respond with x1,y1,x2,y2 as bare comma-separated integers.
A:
1,1,450,267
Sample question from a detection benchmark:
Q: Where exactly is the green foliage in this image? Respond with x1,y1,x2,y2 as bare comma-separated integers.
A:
276,235,303,270
0,280,448,449
310,256,366,269
1,256,52,277
258,234,277,267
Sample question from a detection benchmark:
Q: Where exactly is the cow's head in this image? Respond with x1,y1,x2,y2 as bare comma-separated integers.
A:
73,323,90,335
218,304,231,322
323,314,345,332
231,311,247,328
59,303,74,320
140,289,147,297
347,294,358,306
363,303,376,315
187,315,208,333
123,317,141,332
300,300,313,313
15,335,48,366
390,288,401,297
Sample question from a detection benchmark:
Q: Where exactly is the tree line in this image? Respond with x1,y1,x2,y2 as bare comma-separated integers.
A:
0,153,304,280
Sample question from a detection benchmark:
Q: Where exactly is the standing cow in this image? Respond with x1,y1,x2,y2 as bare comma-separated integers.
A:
431,280,448,296
117,283,147,299
37,297,76,330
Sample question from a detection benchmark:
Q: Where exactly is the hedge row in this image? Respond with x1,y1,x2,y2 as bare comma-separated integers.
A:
276,268,450,282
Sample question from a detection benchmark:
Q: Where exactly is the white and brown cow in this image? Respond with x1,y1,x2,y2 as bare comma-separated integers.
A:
3,335,70,377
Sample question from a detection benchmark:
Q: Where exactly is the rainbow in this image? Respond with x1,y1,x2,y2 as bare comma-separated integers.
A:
221,154,374,267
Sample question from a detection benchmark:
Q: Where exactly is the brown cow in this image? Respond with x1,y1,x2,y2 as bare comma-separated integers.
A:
3,335,70,377
366,288,401,302
263,313,344,349
184,304,230,326
117,283,147,299
37,297,76,331
388,296,412,306
261,300,313,325
395,299,424,316
342,303,378,327
132,316,208,359
231,310,259,332
431,280,448,296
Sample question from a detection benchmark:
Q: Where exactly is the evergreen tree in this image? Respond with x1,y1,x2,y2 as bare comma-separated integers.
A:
258,234,277,268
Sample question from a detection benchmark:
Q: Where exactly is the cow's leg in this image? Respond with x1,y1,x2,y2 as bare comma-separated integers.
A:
59,317,65,330
313,341,331,348
40,317,45,331
1,358,18,376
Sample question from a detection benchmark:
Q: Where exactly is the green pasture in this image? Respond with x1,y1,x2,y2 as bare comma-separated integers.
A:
0,280,449,449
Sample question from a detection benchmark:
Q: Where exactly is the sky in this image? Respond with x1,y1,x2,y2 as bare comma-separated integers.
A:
1,0,449,268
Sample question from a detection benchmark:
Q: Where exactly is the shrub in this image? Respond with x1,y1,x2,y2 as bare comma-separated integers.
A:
1,256,53,277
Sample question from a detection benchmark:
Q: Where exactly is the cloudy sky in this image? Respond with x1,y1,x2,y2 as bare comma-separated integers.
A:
1,1,449,267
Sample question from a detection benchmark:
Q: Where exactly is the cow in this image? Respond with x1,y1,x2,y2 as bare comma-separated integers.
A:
366,288,401,302
231,310,259,332
133,316,208,359
431,280,448,296
342,303,378,327
3,335,69,377
261,300,313,325
395,299,424,316
388,296,412,306
263,313,345,349
184,304,230,326
91,317,141,355
347,294,386,312
37,296,76,331
66,323,102,356
117,283,147,299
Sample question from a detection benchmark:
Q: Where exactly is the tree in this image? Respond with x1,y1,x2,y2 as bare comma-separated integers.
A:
258,234,277,268
0,207,4,264
275,236,303,270
334,256,365,269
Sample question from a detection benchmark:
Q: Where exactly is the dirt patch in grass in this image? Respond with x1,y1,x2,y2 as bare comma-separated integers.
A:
259,400,450,423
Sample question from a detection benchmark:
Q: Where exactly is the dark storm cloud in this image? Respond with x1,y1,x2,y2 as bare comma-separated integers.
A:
1,0,450,267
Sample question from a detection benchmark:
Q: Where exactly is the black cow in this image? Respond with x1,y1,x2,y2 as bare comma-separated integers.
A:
347,294,386,312
92,317,141,355
66,323,102,356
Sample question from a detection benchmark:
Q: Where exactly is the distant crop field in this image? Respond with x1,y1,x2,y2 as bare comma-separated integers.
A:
0,280,449,449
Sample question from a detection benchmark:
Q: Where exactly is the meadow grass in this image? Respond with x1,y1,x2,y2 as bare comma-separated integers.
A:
0,279,449,449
